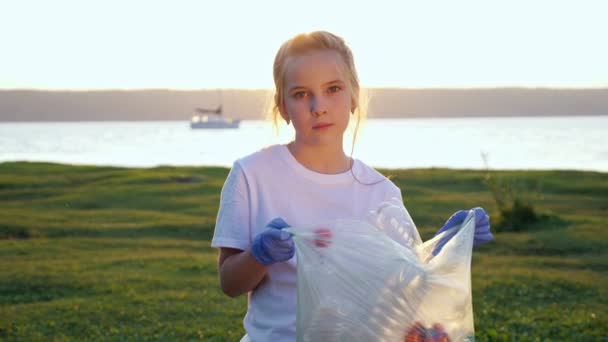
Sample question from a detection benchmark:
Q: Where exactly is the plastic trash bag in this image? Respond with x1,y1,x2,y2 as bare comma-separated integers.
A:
284,201,476,342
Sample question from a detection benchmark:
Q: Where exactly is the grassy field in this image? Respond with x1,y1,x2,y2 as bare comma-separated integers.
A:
0,162,606,341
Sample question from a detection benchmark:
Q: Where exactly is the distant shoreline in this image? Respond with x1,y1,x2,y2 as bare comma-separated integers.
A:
0,113,607,123
1,88,607,121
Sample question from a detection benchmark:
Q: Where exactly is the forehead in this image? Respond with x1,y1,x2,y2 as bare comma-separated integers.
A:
284,50,348,87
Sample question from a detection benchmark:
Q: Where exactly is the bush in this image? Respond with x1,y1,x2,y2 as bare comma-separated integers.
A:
495,199,538,232
481,153,543,232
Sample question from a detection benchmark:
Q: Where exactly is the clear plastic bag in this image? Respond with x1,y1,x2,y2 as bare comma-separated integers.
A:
284,202,476,342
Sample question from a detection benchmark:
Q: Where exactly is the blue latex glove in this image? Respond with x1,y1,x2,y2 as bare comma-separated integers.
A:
251,217,295,266
432,207,493,256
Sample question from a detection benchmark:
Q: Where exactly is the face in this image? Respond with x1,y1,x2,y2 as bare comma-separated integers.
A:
279,50,354,148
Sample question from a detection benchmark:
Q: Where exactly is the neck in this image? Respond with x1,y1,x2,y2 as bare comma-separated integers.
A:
287,141,351,174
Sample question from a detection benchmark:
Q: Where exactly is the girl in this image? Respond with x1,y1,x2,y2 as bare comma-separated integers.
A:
211,31,492,342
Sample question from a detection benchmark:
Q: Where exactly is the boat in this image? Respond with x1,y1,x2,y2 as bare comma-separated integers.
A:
190,106,241,129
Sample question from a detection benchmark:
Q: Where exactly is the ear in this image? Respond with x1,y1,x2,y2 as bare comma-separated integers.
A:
351,98,358,114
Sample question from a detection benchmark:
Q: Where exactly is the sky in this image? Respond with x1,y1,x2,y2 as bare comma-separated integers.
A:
1,0,607,90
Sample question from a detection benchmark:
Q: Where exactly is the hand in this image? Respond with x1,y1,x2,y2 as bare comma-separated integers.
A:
432,207,493,256
251,217,295,266
313,227,332,248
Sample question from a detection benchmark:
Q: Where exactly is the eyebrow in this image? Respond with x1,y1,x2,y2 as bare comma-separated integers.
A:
287,79,345,93
324,79,346,86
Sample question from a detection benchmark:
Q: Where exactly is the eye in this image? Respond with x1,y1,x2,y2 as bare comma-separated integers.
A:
292,91,307,99
328,85,342,93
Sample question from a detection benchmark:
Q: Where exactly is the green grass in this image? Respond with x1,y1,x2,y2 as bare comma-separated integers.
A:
1,162,606,341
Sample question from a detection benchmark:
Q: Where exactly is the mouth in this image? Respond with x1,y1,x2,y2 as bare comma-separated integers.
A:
313,123,333,130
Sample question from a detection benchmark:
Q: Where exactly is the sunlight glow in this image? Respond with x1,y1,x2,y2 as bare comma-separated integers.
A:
1,0,606,89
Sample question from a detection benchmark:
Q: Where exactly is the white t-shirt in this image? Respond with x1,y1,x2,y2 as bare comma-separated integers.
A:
211,144,403,342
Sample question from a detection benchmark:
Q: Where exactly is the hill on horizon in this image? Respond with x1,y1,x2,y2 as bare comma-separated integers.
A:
0,88,606,122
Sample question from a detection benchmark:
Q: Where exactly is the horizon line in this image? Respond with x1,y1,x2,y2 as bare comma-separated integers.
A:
2,85,608,92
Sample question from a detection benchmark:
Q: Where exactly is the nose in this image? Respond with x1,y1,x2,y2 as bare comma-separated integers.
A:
310,96,327,117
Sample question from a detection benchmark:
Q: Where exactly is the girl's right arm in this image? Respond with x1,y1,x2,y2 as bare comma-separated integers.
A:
218,247,268,298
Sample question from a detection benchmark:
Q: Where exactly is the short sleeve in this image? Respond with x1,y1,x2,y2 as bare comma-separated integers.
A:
211,162,251,250
385,182,403,205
